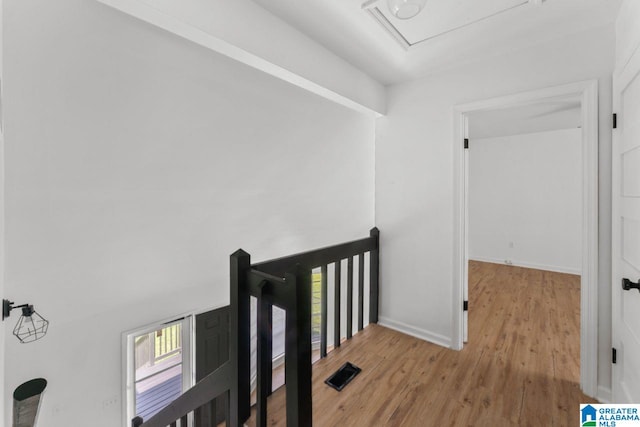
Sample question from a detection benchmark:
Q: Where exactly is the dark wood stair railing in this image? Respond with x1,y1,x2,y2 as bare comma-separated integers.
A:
131,361,235,427
132,228,379,427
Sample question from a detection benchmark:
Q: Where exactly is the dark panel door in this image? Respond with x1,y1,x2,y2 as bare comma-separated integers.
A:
195,306,229,426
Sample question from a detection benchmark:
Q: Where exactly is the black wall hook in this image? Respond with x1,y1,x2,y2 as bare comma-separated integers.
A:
622,278,640,292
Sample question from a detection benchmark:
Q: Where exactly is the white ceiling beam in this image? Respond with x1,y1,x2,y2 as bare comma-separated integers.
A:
361,0,381,10
96,0,386,116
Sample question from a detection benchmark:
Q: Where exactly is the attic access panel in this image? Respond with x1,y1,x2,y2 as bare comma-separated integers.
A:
365,0,531,47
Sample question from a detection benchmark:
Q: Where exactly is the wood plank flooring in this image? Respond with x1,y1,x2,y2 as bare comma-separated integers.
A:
245,261,595,426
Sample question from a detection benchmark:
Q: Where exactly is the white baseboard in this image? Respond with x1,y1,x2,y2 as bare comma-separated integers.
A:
378,316,451,349
596,385,612,403
469,256,581,275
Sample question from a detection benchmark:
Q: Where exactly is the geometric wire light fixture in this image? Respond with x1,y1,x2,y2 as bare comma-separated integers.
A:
2,299,49,343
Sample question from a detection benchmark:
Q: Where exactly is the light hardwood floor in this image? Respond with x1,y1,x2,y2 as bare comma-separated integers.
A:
246,261,596,426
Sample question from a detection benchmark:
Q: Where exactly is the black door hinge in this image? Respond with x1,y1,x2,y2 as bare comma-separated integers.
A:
612,347,617,364
463,300,468,311
464,138,469,149
613,113,617,129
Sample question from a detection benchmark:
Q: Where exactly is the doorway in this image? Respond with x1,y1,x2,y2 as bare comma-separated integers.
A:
452,80,599,397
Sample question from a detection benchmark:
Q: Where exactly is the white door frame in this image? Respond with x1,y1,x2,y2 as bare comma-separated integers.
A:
452,80,599,398
612,42,640,403
122,313,195,426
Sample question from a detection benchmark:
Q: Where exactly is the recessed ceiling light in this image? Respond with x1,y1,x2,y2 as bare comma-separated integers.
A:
387,0,427,20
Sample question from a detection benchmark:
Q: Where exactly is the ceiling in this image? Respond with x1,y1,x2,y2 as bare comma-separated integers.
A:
363,0,531,47
468,96,581,139
251,0,621,85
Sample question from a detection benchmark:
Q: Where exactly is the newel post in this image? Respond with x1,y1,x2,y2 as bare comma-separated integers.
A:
284,265,312,427
369,227,380,324
230,249,251,425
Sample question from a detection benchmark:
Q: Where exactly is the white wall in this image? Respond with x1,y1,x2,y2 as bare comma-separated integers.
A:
615,0,640,70
3,0,374,425
376,25,614,391
468,128,582,274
